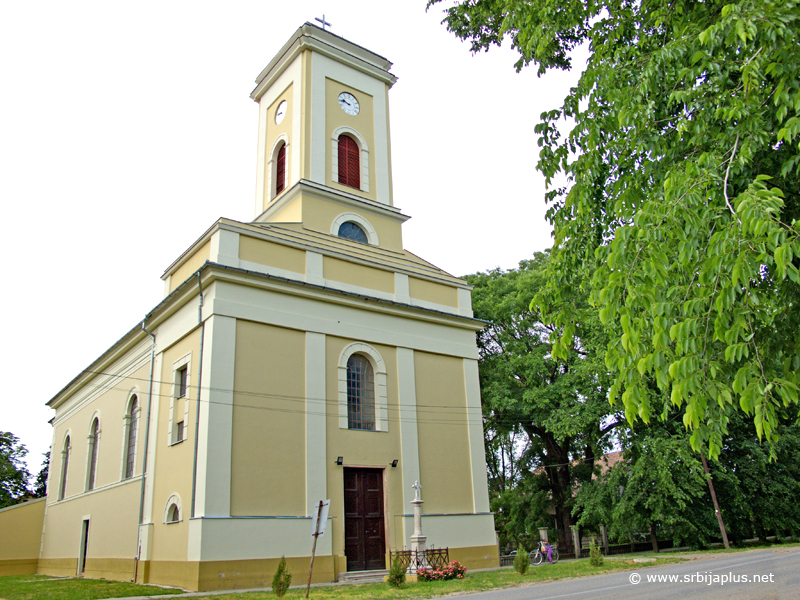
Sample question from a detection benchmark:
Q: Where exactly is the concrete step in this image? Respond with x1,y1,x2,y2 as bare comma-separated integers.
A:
337,569,388,584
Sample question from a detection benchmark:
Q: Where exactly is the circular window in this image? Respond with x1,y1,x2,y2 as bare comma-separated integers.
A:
337,222,368,244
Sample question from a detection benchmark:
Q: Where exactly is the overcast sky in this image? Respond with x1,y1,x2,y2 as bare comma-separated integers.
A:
0,1,583,476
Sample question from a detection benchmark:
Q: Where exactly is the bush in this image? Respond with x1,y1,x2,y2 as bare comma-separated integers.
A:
417,560,467,581
589,539,604,567
272,555,292,597
387,555,406,587
513,544,529,575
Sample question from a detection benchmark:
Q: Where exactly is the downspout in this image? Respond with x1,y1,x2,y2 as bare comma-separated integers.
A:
191,269,205,518
133,318,156,582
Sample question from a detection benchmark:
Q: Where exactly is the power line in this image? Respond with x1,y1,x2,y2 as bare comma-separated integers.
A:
55,369,621,430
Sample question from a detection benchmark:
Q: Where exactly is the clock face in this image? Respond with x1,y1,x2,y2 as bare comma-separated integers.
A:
275,100,287,125
338,92,360,116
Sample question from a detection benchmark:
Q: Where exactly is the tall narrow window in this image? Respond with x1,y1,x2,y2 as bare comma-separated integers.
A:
347,354,375,431
177,366,188,398
125,396,139,479
171,361,190,445
87,419,99,491
59,436,71,500
275,142,286,195
337,134,360,188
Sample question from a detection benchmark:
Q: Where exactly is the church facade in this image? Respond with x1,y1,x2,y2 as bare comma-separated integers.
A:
36,23,498,591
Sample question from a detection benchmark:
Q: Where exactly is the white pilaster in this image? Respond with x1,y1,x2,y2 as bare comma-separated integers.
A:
193,315,237,517
305,251,324,286
394,273,410,304
464,359,490,513
211,229,240,268
309,52,328,185
457,288,474,317
305,332,327,515
397,347,421,541
372,81,391,205
137,350,163,562
141,353,163,529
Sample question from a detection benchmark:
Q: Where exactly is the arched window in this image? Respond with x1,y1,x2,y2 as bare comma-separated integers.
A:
164,494,183,524
275,142,286,195
124,395,139,479
337,134,360,188
337,221,368,243
347,354,375,431
167,504,180,523
59,435,71,500
87,419,99,491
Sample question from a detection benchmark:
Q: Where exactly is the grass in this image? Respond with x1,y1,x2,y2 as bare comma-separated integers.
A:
4,544,793,600
0,574,184,600
0,555,688,600
191,556,687,600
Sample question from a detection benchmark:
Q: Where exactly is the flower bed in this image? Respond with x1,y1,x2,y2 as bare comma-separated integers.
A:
417,560,467,581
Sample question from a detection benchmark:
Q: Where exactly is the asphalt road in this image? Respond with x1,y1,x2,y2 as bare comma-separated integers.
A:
455,548,800,600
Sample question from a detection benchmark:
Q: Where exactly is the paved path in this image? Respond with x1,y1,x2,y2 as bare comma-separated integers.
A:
448,547,800,600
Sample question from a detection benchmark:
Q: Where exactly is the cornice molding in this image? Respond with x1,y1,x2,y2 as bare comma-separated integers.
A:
253,179,409,226
251,23,397,102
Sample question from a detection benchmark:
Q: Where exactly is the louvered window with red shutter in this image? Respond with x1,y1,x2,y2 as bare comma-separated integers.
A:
276,142,286,195
338,134,360,188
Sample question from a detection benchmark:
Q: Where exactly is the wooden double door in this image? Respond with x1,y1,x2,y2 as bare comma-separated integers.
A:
343,468,386,571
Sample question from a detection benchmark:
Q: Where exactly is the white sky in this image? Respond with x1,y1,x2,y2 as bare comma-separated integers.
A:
0,1,582,477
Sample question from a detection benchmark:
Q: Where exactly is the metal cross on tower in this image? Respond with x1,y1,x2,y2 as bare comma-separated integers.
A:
315,15,331,30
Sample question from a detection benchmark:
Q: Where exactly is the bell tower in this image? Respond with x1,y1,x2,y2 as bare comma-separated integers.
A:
250,23,398,225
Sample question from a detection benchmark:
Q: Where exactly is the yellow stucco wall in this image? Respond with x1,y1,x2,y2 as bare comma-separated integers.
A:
262,83,294,212
49,362,151,505
150,327,202,562
302,193,403,251
239,235,306,274
0,498,45,575
42,356,150,571
39,478,141,575
230,320,306,516
323,256,394,294
414,352,473,514
409,277,459,308
170,241,211,293
325,337,404,563
449,545,500,570
325,78,376,201
269,197,303,223
138,555,334,591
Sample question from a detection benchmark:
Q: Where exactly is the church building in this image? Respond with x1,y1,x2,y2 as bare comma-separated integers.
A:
31,23,498,591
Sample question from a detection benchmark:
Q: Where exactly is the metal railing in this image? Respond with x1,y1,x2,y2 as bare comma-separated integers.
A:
390,547,450,571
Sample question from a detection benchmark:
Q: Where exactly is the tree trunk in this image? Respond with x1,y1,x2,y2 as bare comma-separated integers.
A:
650,522,659,553
700,453,730,549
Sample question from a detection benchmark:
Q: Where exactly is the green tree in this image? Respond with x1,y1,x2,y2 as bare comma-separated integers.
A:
466,252,621,549
574,429,717,549
0,432,32,508
33,451,49,498
429,0,800,457
709,411,800,543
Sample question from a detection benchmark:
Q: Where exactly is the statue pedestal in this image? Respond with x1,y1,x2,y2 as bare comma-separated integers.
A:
408,483,428,573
